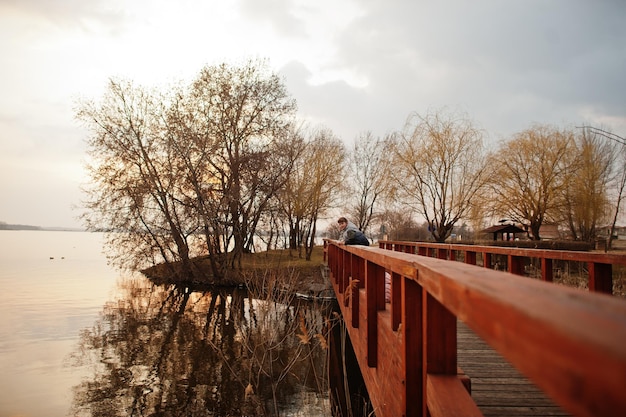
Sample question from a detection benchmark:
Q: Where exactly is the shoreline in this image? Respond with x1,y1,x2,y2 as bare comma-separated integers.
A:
141,246,331,295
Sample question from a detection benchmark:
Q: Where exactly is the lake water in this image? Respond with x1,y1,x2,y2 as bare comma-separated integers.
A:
0,231,117,417
0,231,331,416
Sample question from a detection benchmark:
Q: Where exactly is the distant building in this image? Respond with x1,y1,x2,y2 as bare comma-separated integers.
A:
480,224,526,241
597,225,626,240
538,223,561,240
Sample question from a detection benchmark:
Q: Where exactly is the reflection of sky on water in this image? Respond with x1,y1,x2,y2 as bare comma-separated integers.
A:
0,231,123,417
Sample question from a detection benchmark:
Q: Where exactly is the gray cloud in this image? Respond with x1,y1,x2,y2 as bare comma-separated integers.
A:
280,58,422,144
2,0,625,227
287,0,626,139
239,0,308,37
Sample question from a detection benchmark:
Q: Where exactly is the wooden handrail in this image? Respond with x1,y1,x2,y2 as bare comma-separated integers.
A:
324,240,626,417
379,240,626,294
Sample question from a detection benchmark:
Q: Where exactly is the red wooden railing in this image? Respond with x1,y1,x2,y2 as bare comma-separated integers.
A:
324,240,626,417
378,240,626,294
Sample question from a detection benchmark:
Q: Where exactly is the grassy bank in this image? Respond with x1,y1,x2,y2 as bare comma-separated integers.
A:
142,246,327,290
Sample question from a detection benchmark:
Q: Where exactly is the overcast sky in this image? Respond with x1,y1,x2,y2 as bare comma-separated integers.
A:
1,0,625,228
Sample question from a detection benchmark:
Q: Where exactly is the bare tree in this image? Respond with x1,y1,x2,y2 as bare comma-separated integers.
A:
390,109,488,242
346,131,390,235
486,125,575,240
78,60,298,279
378,207,427,241
279,127,346,259
78,79,200,277
255,126,308,252
189,60,297,269
302,129,346,259
161,84,227,277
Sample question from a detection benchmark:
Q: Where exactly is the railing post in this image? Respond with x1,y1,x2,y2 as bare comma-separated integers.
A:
483,252,492,268
329,244,338,282
542,258,553,282
465,251,477,265
391,271,402,331
344,253,354,307
425,294,457,375
403,275,424,417
509,255,524,275
366,260,383,367
376,265,386,311
424,293,460,416
339,249,350,294
350,254,363,328
588,262,613,294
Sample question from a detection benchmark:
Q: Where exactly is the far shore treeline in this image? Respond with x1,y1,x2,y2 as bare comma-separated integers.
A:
75,59,626,283
0,222,42,231
0,221,84,232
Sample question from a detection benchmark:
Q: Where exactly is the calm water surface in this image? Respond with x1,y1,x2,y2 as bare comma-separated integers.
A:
0,231,118,416
0,231,330,417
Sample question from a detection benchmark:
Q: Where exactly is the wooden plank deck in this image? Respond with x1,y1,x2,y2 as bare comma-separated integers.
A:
457,321,571,417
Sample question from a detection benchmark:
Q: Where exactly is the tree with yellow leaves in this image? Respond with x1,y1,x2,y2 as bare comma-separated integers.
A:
486,125,576,240
389,109,488,242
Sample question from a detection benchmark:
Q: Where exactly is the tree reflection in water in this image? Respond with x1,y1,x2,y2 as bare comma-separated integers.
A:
70,273,334,416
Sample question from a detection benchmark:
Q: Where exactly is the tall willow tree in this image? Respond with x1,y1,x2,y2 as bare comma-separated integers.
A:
78,60,298,279
576,126,626,250
390,109,488,242
561,128,615,241
486,125,576,240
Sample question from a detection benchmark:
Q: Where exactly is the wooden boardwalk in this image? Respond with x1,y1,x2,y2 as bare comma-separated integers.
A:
457,321,571,417
325,241,626,417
